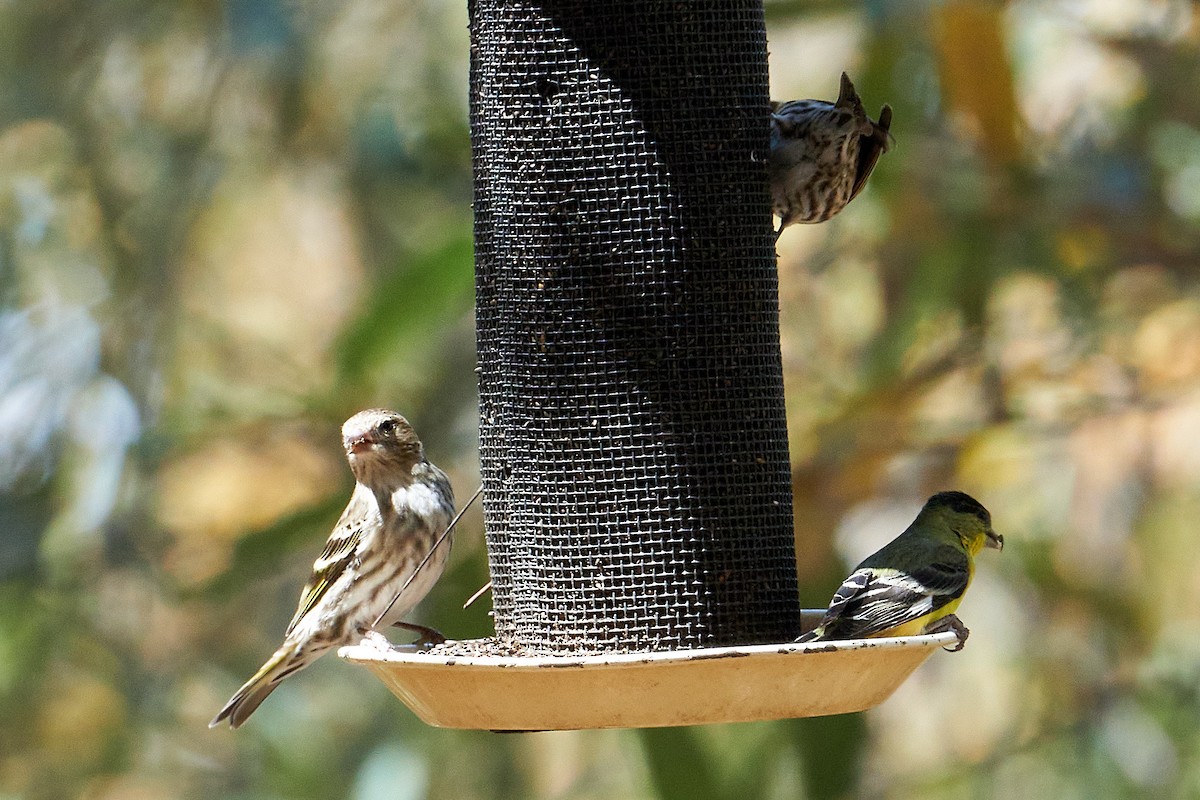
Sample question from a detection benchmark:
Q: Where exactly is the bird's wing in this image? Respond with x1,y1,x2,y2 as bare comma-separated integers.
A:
849,104,892,202
817,542,969,640
284,488,373,636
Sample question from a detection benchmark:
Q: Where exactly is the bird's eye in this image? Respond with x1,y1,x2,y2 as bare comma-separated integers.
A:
377,419,396,436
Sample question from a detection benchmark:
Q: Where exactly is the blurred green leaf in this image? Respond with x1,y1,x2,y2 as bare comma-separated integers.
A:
336,237,476,385
788,713,866,800
192,492,348,601
639,727,731,800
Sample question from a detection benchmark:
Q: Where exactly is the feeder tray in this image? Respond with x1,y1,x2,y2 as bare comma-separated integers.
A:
339,611,958,730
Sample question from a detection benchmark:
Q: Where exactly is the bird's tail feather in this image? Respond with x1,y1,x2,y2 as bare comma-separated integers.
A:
210,640,308,729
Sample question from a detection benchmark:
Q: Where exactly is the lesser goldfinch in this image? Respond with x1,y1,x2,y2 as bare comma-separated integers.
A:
797,491,1002,651
770,72,892,240
210,409,455,729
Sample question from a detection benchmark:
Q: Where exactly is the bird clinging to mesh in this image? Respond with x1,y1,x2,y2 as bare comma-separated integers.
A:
770,72,893,240
797,491,1002,651
210,409,455,729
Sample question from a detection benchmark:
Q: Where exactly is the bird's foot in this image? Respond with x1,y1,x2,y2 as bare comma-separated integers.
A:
926,614,970,652
393,621,446,648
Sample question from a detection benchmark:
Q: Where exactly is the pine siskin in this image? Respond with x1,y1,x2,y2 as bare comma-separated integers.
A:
797,491,1002,651
210,409,455,729
770,72,893,239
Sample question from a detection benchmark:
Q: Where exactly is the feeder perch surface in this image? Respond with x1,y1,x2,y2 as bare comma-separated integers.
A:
339,614,958,730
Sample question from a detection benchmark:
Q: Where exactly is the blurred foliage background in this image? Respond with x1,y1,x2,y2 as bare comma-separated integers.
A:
1,0,1198,798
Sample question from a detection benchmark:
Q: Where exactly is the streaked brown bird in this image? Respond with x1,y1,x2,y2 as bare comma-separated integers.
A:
210,409,455,729
770,72,893,239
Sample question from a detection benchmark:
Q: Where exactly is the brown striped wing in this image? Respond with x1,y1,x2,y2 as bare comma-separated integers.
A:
285,489,374,636
849,104,893,202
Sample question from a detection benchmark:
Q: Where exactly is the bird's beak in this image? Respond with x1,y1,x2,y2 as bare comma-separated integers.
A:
345,435,375,455
985,529,1004,551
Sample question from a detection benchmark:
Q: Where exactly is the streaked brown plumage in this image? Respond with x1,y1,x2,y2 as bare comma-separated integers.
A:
210,409,454,729
770,72,893,239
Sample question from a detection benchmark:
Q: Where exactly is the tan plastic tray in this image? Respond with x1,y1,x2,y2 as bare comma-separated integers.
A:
339,612,957,730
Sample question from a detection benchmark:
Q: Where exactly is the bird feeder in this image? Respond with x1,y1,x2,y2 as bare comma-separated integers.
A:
341,0,950,728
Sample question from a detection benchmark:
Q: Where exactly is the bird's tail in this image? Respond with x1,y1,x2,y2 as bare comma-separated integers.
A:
795,628,823,644
210,640,311,729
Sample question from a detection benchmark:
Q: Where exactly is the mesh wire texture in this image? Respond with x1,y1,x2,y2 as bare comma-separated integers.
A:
471,0,799,654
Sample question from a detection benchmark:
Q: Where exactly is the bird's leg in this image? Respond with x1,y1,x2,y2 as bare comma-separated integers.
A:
926,614,970,652
393,620,446,647
774,221,785,244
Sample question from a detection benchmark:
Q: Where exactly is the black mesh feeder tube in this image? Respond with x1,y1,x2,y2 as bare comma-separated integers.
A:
340,0,962,730
473,0,798,654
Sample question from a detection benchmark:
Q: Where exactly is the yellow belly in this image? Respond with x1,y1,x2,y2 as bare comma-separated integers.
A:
870,555,976,639
869,596,964,638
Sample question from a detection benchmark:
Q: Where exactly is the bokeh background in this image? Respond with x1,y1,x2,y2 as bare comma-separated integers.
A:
2,0,1199,798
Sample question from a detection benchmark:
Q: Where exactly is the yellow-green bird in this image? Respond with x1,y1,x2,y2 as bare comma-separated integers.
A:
797,491,1002,651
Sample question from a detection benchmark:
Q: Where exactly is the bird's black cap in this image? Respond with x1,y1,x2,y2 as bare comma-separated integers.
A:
926,491,991,525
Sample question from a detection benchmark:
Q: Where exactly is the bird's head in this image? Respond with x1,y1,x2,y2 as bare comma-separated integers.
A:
342,408,423,482
921,491,1003,555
